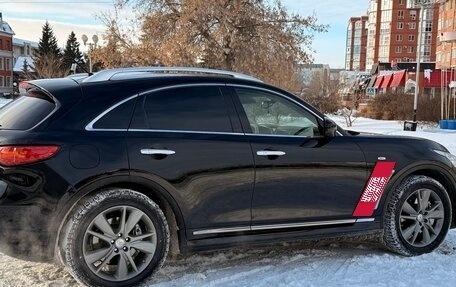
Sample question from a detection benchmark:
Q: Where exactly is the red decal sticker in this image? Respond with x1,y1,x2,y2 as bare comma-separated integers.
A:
353,161,396,217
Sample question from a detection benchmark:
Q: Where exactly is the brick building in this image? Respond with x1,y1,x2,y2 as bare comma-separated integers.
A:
0,13,14,96
436,0,456,68
364,0,439,72
345,16,369,71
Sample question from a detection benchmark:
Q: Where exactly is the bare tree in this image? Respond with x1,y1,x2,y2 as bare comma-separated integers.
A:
301,70,340,113
96,0,327,91
32,53,66,79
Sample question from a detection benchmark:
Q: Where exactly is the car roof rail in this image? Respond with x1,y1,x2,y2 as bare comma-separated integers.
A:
82,67,263,83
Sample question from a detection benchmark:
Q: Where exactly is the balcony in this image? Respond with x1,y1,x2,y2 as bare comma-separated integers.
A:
440,32,456,42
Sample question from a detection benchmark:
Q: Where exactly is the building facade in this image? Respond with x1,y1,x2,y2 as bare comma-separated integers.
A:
436,0,456,69
364,0,438,72
345,16,369,71
13,38,38,74
0,13,14,95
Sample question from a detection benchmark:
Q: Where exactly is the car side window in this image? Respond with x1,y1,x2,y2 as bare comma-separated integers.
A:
236,88,320,137
131,86,233,133
92,97,137,129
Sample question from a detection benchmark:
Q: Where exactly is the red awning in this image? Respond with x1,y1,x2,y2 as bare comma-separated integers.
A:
381,74,393,89
425,70,456,87
373,76,384,89
390,70,406,88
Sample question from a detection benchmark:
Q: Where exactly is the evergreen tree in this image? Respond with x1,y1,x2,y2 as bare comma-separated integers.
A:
33,21,64,78
22,58,30,73
37,21,61,58
63,31,84,73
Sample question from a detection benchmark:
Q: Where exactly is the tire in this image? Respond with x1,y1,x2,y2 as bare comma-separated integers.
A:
63,189,169,287
382,175,452,256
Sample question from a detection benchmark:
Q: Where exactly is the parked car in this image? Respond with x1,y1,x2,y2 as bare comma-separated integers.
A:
0,67,455,287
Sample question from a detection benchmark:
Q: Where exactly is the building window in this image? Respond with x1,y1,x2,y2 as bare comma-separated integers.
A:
408,35,415,41
395,46,403,53
5,77,11,88
409,22,416,29
0,58,3,70
424,34,432,45
399,0,405,5
408,46,415,53
398,10,404,19
398,22,404,29
410,10,417,20
5,59,10,71
425,22,432,32
397,34,403,41
0,76,3,87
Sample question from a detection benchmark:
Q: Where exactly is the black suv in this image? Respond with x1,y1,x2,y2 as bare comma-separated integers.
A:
1,67,455,287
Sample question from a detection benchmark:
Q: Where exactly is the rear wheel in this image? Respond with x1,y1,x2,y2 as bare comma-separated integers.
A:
64,189,169,287
382,175,452,256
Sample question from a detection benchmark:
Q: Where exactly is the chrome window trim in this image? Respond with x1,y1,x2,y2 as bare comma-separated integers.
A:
85,94,138,131
86,82,343,137
192,218,371,236
129,129,244,136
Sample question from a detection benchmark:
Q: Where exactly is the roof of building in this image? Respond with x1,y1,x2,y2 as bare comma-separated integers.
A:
0,21,14,36
13,56,35,72
13,38,38,48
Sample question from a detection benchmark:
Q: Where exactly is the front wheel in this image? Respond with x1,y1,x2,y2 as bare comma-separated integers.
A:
382,175,452,256
63,189,169,287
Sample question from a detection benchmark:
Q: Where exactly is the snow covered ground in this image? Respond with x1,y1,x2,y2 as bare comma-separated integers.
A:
1,116,456,287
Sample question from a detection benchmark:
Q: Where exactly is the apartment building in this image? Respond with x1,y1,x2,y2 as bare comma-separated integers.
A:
436,0,456,68
13,38,38,73
345,16,369,71
0,13,14,95
364,0,438,71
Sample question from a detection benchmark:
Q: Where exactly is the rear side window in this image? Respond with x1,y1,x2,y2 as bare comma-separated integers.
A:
0,89,55,130
92,97,137,130
131,86,233,132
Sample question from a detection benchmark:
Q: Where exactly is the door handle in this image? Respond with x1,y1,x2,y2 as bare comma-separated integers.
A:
256,150,286,157
141,149,176,156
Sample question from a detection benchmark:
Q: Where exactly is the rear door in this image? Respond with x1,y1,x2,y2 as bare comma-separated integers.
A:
127,85,255,237
230,86,367,228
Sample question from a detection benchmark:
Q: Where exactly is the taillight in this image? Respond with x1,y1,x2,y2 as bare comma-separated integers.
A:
0,146,59,167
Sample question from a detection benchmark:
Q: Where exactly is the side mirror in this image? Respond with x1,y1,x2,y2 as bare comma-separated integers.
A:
323,117,337,138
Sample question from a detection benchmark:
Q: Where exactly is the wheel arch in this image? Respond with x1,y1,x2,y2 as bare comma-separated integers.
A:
379,162,456,228
53,175,186,265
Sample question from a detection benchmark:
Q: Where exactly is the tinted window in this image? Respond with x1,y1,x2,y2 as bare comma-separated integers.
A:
132,86,232,132
0,89,55,130
236,88,320,137
93,97,137,129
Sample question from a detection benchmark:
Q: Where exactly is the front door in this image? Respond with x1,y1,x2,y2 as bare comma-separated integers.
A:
231,87,367,227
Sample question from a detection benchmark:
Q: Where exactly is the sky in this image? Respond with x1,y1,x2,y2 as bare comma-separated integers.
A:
1,0,368,68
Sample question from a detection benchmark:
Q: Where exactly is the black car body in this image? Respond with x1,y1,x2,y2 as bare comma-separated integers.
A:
0,67,455,286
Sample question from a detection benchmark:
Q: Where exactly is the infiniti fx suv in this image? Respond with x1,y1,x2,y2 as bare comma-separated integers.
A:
0,67,455,287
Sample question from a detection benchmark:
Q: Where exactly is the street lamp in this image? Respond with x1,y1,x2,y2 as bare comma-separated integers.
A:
81,34,99,74
411,0,435,124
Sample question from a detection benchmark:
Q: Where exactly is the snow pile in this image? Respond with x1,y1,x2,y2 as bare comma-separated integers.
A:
1,117,456,287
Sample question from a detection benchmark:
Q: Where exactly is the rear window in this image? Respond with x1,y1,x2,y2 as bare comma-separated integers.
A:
0,89,56,130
